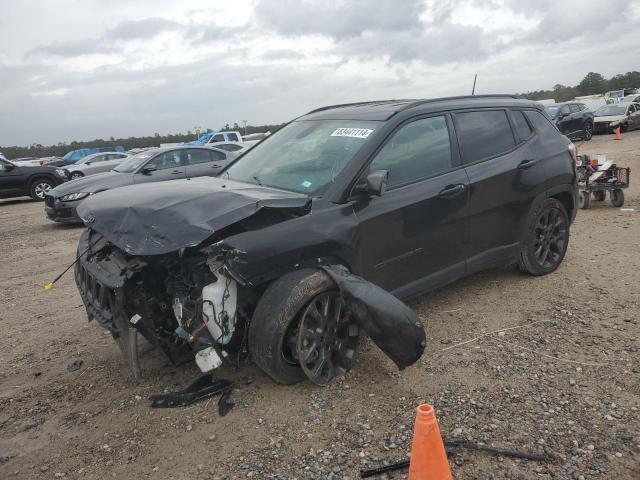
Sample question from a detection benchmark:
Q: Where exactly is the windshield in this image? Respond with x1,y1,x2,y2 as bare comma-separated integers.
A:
223,120,380,194
595,106,626,116
113,151,156,173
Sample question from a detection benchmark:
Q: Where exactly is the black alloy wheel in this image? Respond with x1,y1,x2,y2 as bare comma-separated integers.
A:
583,122,593,141
295,292,359,386
532,205,568,270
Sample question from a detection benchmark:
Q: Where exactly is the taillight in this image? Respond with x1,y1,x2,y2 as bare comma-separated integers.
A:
568,142,578,166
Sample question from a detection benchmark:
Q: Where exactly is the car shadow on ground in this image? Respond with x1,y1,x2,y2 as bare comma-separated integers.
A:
0,197,37,206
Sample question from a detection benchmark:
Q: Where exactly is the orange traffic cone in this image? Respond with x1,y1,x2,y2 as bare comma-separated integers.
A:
408,404,453,480
614,127,622,140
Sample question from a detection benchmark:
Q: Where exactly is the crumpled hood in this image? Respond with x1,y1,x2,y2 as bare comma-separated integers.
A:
50,171,133,197
77,176,311,255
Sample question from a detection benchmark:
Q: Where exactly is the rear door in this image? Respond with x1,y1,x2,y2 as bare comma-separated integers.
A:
454,109,546,271
184,148,229,177
133,150,186,184
353,114,469,296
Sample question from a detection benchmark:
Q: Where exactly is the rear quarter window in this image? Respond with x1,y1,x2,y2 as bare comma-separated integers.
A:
454,110,516,163
525,110,562,137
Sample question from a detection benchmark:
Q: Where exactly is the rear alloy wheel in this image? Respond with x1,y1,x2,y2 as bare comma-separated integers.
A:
583,122,593,141
593,191,605,202
610,189,625,207
70,172,84,180
30,179,53,201
578,191,591,209
519,198,570,276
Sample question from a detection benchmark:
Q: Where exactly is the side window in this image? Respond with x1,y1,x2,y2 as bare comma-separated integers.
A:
147,151,182,170
92,155,106,163
559,105,570,116
210,150,226,161
455,110,516,163
185,149,213,165
211,134,225,143
226,133,240,142
0,161,7,173
512,110,533,141
569,104,580,114
525,110,561,136
369,116,452,188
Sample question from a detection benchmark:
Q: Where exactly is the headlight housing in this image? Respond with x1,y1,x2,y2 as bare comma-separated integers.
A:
59,192,90,202
56,169,67,177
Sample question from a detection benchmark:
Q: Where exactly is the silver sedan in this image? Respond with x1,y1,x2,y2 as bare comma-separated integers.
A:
65,152,130,179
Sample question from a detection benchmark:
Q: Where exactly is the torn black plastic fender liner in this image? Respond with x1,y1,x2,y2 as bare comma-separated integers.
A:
321,265,426,368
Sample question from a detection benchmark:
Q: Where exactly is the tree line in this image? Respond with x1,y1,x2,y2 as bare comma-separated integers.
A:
519,71,640,102
3,71,639,159
1,123,285,160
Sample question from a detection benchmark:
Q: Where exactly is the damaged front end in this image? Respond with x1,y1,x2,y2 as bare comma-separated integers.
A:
73,177,426,384
75,228,248,379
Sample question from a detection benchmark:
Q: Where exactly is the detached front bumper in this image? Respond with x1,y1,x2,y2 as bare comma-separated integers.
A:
44,195,83,224
593,122,613,135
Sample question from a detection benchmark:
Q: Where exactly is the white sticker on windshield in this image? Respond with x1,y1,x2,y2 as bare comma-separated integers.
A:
331,128,374,139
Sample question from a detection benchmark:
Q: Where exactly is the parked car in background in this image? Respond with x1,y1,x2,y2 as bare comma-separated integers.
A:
620,94,640,104
184,130,243,146
45,146,238,223
65,152,130,179
209,142,250,153
544,102,594,140
71,96,577,385
47,146,126,167
593,103,640,134
0,156,67,200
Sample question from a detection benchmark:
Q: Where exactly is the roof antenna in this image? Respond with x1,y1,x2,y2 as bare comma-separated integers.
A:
471,74,478,95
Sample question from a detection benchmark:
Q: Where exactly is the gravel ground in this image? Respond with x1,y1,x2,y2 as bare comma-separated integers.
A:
1,131,639,480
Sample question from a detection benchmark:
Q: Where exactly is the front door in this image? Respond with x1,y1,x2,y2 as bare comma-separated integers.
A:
353,115,468,298
0,160,25,196
133,150,186,184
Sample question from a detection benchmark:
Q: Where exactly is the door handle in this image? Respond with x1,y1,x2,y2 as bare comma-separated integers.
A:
438,184,465,198
171,170,183,175
211,164,221,168
518,159,538,170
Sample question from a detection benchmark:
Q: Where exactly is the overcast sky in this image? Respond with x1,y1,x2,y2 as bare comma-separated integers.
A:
1,0,638,146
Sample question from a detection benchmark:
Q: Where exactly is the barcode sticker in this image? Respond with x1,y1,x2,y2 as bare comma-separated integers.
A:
331,128,374,139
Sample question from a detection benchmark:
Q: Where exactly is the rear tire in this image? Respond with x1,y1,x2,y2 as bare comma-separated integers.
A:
518,198,570,276
70,172,84,180
578,191,591,209
610,189,624,207
248,269,335,384
29,178,54,201
582,122,593,141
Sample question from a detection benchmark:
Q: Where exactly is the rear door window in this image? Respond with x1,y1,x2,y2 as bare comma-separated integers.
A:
454,110,516,163
511,111,533,141
569,104,580,114
369,116,453,188
525,110,562,136
185,149,213,165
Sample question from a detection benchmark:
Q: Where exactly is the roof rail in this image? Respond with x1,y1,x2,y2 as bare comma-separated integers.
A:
398,94,521,111
305,99,416,115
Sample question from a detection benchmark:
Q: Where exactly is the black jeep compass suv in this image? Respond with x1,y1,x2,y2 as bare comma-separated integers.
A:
73,95,578,385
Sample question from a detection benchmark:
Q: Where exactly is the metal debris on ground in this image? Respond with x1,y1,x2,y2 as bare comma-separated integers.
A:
149,374,233,415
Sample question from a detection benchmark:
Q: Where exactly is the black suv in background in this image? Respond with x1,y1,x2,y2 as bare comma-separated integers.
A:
74,96,578,386
0,155,68,200
544,102,594,140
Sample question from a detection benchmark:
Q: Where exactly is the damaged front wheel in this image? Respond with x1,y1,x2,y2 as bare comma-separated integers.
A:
248,269,359,385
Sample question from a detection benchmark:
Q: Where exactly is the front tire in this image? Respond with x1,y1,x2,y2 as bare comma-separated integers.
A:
248,269,358,385
578,190,591,209
518,198,570,276
29,178,54,201
582,122,593,141
70,172,84,180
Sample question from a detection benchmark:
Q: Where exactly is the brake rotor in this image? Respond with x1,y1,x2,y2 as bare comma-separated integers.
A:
296,292,359,385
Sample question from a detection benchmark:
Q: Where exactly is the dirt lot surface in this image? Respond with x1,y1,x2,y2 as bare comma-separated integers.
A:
1,131,639,480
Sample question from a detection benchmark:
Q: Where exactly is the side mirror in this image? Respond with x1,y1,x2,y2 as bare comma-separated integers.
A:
140,164,157,175
365,170,389,196
3,163,14,172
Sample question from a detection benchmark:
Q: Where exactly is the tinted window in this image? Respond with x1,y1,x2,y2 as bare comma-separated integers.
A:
147,151,182,170
512,111,533,141
525,110,561,137
569,104,580,114
227,133,240,142
369,116,452,188
455,110,515,163
211,134,225,143
210,149,226,161
185,149,212,165
559,105,570,115
217,143,243,152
